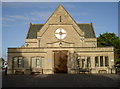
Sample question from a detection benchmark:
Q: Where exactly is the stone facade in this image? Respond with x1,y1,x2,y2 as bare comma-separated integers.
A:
7,5,115,74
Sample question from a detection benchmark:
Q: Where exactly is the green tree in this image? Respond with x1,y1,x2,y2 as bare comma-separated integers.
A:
0,57,5,65
97,32,120,63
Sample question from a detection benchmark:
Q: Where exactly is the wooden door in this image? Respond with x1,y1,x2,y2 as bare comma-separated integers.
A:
54,51,68,73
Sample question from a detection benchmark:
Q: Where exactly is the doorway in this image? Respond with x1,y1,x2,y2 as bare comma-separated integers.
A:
54,51,68,73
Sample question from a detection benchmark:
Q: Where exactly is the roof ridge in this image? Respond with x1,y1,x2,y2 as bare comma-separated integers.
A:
32,24,44,25
39,4,84,37
77,23,91,25
26,23,32,39
90,23,96,38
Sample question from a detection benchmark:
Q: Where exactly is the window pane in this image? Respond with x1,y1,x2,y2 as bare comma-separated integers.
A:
86,57,91,67
31,57,35,68
13,57,17,68
36,57,40,67
95,56,99,67
105,56,109,66
100,56,103,67
18,57,23,68
81,56,85,68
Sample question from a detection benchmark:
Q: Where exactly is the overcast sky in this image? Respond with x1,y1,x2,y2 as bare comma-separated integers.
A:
2,2,118,60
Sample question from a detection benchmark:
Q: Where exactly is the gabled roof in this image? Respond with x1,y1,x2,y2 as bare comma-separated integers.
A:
78,23,96,38
26,24,44,39
26,23,96,39
38,5,84,37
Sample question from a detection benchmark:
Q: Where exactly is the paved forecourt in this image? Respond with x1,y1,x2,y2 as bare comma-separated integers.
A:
2,72,119,87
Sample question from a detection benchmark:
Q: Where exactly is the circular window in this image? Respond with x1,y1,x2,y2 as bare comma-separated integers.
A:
55,28,67,39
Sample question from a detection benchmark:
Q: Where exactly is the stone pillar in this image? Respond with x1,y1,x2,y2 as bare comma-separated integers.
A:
24,57,31,74
45,50,53,74
91,56,95,68
67,51,73,74
91,56,97,73
98,56,100,68
7,55,13,74
84,57,86,68
110,56,114,68
103,56,105,67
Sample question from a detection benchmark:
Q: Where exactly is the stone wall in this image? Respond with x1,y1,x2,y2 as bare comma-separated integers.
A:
7,47,114,74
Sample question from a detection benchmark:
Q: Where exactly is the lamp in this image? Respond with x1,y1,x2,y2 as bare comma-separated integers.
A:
59,42,62,47
80,37,84,47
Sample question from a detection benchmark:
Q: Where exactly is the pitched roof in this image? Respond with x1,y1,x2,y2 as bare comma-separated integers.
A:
78,23,96,38
38,5,84,37
26,24,44,39
26,23,96,39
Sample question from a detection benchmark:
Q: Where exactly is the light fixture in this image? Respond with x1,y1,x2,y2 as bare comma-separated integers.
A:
59,42,62,47
80,37,84,40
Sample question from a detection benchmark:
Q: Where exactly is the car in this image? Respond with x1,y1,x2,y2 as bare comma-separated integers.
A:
0,65,4,68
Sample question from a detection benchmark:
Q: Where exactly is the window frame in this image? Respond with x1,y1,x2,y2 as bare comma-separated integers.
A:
105,56,109,67
86,56,91,67
100,56,104,67
95,56,99,67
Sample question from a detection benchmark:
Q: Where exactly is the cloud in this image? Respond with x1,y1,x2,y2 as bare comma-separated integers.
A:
2,2,58,9
3,10,52,23
71,12,90,17
2,2,38,8
2,17,16,22
0,17,2,21
29,11,52,21
9,15,30,20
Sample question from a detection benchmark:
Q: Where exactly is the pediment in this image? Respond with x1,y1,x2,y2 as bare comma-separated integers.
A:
37,5,84,37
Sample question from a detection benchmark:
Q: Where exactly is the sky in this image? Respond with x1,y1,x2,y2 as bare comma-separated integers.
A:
1,2,118,60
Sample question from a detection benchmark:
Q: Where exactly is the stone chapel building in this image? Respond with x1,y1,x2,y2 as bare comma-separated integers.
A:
7,5,115,74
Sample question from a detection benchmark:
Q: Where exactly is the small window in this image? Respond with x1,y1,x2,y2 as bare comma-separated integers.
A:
31,57,35,68
31,56,45,68
81,56,85,68
100,56,103,67
13,57,17,68
18,57,23,68
105,56,109,67
86,57,91,67
95,56,99,67
36,57,40,68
